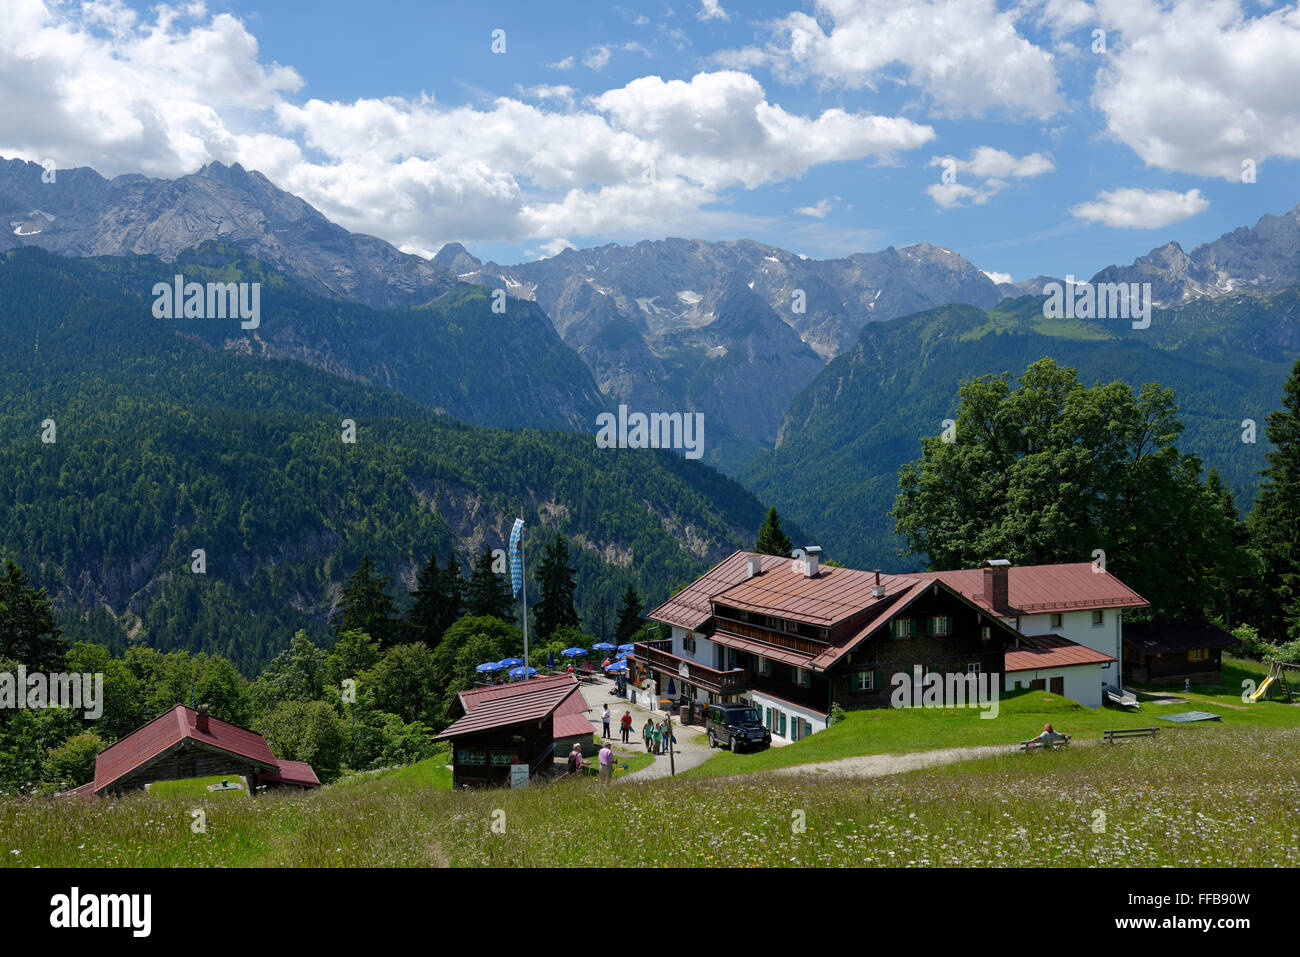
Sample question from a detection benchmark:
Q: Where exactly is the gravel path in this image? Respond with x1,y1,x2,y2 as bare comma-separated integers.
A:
575,676,714,779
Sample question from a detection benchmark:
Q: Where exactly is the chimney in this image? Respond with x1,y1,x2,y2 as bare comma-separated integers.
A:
746,554,763,579
982,559,1010,612
195,703,210,733
802,546,821,578
872,569,885,598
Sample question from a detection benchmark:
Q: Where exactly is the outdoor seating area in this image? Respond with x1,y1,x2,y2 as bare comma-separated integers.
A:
472,642,637,687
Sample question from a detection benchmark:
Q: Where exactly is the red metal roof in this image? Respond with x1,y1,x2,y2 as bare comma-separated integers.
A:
714,564,917,627
459,674,580,712
917,563,1147,615
435,681,583,740
1004,634,1116,672
258,760,321,788
648,551,790,630
553,713,596,738
93,705,278,793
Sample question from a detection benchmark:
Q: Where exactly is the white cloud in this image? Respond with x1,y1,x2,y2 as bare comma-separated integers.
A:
547,55,575,70
1091,0,1300,178
794,197,837,217
582,42,648,72
925,146,1053,206
718,0,1064,118
698,0,729,21
0,0,302,177
1069,187,1209,229
593,71,934,190
0,3,936,252
526,237,577,259
983,269,1014,284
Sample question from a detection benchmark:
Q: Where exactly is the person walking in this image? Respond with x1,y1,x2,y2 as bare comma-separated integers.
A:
651,720,663,755
598,741,614,784
602,704,611,738
620,710,633,744
661,720,674,754
642,719,654,753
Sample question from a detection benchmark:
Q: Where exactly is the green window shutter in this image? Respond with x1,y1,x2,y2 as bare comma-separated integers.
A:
779,712,787,736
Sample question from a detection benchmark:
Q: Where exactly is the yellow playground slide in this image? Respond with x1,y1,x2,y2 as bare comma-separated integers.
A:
1250,675,1276,701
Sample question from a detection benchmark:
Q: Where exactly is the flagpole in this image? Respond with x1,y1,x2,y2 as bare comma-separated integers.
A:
512,522,522,681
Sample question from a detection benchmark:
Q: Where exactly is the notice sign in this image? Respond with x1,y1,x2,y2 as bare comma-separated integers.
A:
510,763,529,789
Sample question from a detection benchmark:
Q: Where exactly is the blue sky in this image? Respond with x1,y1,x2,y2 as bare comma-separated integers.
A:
3,0,1298,281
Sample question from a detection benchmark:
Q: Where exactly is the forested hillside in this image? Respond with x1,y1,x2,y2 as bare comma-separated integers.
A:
745,292,1300,569
0,247,764,672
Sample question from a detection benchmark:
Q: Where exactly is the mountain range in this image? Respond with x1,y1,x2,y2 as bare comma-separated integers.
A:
4,152,1300,630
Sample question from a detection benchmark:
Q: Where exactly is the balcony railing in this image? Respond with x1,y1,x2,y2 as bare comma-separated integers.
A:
632,641,749,694
713,619,826,657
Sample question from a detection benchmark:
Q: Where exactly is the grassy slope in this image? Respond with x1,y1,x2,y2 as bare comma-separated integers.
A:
684,656,1300,779
5,724,1295,867
4,660,1296,868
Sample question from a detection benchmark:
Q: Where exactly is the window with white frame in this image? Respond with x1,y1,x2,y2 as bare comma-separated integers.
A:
967,662,980,674
855,670,874,692
794,667,811,687
928,615,951,636
757,656,770,676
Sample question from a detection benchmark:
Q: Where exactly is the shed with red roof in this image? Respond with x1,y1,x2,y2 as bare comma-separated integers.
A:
71,704,317,797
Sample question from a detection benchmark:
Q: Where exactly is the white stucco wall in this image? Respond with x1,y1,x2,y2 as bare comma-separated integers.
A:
747,691,829,742
1018,608,1123,686
1004,663,1105,708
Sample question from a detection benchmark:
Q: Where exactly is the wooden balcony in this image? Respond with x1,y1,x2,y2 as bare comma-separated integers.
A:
713,618,827,657
632,642,749,694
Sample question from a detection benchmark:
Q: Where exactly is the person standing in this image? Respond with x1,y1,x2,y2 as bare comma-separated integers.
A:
651,721,662,755
602,704,611,738
567,742,584,776
642,718,654,752
620,710,633,744
661,719,673,754
598,741,614,784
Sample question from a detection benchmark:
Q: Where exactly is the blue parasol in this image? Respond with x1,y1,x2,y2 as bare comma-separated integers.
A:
561,647,587,658
508,666,539,678
617,643,635,653
475,661,504,673
592,642,616,651
499,657,524,667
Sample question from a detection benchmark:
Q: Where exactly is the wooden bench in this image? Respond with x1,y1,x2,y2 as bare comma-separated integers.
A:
1019,733,1071,752
1103,727,1159,742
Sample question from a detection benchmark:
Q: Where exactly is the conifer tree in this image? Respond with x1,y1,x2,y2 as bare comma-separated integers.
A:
1250,359,1300,640
754,507,793,556
466,547,515,620
533,534,580,642
614,583,644,645
332,554,398,648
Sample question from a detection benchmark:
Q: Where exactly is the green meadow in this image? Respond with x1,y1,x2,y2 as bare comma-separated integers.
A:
2,657,1295,868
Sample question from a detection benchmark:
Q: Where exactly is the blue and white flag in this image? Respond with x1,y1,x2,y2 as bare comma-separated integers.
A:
508,518,525,597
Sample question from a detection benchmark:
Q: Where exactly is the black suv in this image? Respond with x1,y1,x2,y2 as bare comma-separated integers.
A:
705,703,771,753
